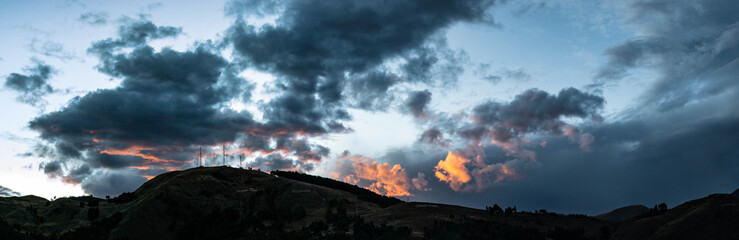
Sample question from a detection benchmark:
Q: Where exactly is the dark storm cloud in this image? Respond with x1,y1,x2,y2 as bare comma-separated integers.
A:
275,138,330,163
0,185,21,197
64,164,92,184
460,103,739,215
89,153,146,169
41,161,62,176
227,0,494,81
26,1,509,198
226,0,499,133
404,90,432,119
257,93,351,135
79,170,147,197
381,92,739,214
401,45,468,85
247,154,312,172
402,48,439,83
401,88,605,193
88,18,182,64
418,128,447,146
4,60,55,106
79,11,109,25
460,87,604,143
345,71,398,111
27,18,344,196
236,134,329,170
26,20,259,195
391,22,739,212
596,0,739,111
29,46,256,154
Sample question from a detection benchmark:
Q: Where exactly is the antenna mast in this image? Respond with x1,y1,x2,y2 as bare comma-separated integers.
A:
199,147,202,167
222,145,226,166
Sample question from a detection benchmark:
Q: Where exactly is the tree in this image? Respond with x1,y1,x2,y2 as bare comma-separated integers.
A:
658,203,667,212
652,203,668,214
486,204,503,216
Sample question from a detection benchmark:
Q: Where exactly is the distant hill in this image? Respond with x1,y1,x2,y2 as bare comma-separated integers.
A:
731,188,739,198
611,194,739,240
595,205,649,222
0,167,737,240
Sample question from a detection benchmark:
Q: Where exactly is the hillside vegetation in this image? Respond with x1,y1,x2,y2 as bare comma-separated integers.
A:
0,167,737,240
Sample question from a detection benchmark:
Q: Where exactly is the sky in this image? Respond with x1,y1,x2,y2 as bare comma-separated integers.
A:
0,0,737,215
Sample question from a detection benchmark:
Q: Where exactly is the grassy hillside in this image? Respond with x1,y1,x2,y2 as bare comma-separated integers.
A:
270,170,402,207
1,167,737,240
611,194,739,240
594,205,649,222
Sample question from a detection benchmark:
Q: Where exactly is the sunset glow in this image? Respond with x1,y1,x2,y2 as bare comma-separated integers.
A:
1,0,736,219
434,151,472,191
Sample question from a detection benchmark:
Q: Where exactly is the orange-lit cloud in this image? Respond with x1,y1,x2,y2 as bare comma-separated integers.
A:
434,151,472,191
350,155,411,196
435,150,524,192
100,145,178,165
335,153,423,197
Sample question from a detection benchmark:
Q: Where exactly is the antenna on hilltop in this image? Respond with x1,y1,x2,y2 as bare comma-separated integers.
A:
239,154,243,169
223,145,226,166
199,147,202,167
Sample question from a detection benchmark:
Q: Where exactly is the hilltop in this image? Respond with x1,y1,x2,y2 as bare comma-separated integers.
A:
0,167,737,240
594,205,649,222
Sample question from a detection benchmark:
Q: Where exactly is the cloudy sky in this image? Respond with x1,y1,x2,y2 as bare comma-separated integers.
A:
1,0,737,215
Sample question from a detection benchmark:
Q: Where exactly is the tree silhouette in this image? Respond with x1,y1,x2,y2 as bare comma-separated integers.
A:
486,204,503,216
658,203,667,212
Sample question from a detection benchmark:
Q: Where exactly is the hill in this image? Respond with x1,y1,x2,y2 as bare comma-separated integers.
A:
0,167,737,239
610,193,739,240
594,205,649,222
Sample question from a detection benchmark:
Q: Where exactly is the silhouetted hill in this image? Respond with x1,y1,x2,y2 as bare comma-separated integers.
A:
271,170,402,207
594,205,649,222
0,167,737,240
611,194,739,240
731,188,739,198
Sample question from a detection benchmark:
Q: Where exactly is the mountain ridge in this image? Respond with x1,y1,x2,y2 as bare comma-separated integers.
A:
1,167,737,240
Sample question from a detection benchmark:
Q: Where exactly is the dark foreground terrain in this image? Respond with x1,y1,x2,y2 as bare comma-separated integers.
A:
1,167,737,239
